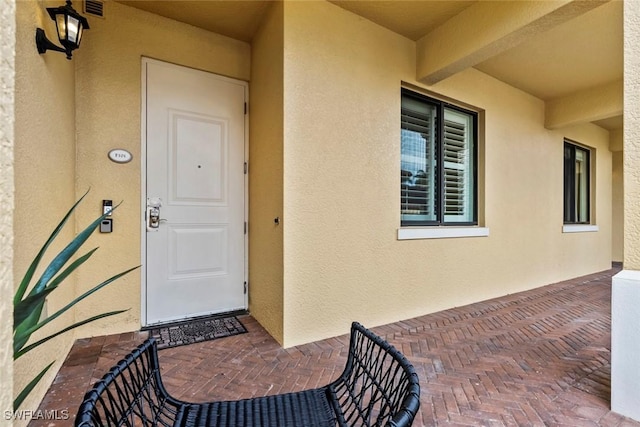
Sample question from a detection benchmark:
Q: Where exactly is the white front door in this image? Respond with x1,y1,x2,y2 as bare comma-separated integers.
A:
143,59,247,325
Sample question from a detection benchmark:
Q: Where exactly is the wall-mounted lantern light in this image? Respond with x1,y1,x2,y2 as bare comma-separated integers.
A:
35,0,89,60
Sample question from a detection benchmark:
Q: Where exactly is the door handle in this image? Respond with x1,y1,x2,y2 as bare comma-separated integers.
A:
146,197,166,231
149,206,161,228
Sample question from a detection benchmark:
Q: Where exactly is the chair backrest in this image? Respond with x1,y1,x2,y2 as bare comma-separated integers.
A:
75,339,179,427
328,322,421,427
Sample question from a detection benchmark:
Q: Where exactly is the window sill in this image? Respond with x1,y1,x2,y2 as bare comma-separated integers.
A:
562,224,599,233
397,227,490,240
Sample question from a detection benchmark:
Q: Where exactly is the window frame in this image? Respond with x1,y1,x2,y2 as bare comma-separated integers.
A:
563,139,592,225
400,88,479,227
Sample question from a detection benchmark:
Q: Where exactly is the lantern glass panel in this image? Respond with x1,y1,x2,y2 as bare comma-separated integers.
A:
55,13,67,40
76,25,84,46
67,16,80,44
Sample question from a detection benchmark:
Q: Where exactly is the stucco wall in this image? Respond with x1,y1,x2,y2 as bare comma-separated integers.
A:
624,0,640,270
249,2,285,343
0,0,15,417
73,1,251,335
612,149,624,263
13,0,78,414
281,0,612,347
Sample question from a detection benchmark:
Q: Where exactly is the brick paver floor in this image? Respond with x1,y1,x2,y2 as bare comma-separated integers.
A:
31,267,640,426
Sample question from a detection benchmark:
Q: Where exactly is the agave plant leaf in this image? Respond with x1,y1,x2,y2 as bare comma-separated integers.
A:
26,202,121,299
13,287,57,330
13,361,55,411
15,205,121,350
15,309,129,360
13,190,89,305
13,191,134,410
46,248,99,291
14,265,139,357
13,248,98,331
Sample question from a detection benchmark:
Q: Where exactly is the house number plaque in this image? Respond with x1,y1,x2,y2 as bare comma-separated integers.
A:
108,149,133,164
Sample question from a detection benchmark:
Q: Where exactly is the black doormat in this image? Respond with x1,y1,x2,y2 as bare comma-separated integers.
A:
149,316,247,350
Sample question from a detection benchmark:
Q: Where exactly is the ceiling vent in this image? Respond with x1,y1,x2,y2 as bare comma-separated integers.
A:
84,0,105,18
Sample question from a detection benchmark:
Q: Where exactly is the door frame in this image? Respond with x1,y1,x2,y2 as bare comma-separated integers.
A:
140,57,249,327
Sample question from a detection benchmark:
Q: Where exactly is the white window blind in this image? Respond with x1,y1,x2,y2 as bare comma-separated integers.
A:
401,97,436,222
574,148,589,223
443,108,474,223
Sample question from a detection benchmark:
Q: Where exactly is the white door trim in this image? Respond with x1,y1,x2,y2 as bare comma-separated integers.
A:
140,57,249,327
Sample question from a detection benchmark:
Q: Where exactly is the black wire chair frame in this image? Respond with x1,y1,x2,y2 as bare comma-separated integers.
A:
329,324,421,426
75,322,420,427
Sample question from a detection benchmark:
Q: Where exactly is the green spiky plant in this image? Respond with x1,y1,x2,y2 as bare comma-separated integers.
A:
13,190,139,410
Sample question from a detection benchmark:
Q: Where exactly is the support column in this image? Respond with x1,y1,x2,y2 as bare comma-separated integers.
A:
0,0,16,415
611,0,640,421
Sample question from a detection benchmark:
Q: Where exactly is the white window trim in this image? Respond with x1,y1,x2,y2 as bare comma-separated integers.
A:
562,224,599,233
398,227,490,240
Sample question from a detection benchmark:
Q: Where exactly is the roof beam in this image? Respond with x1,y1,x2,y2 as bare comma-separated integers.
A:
545,79,622,130
416,0,609,85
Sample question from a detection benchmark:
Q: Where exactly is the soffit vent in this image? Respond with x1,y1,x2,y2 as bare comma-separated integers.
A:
84,0,105,18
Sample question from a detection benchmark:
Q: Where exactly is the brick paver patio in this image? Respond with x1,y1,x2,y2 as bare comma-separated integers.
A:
31,267,640,426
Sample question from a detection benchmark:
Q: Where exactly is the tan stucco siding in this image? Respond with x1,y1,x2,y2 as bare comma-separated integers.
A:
13,0,78,414
1,0,15,417
249,2,285,344
282,0,418,345
613,150,624,263
624,0,640,270
73,2,251,336
281,1,612,347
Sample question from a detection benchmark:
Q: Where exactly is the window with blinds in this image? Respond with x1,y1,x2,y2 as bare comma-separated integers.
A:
401,89,477,226
563,140,591,224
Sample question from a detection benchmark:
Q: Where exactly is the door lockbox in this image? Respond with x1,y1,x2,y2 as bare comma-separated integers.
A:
100,219,113,233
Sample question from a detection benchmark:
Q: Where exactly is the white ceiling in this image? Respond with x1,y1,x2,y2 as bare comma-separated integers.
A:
117,0,623,130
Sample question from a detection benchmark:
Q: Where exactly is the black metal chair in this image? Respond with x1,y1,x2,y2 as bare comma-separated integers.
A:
75,322,421,427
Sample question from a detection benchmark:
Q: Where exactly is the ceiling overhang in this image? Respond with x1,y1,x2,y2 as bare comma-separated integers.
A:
115,0,622,131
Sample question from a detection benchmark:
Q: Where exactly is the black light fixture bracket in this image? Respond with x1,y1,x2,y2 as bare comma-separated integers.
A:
35,28,68,57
